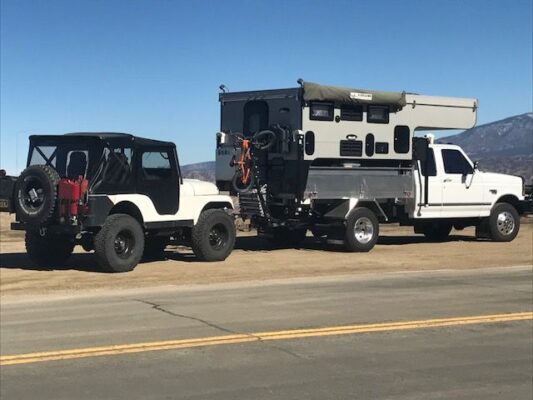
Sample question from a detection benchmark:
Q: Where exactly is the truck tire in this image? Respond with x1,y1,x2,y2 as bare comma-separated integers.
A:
344,207,379,252
15,165,60,225
94,214,145,273
191,209,235,261
421,222,452,242
143,236,169,260
488,202,520,242
269,227,307,247
25,230,74,268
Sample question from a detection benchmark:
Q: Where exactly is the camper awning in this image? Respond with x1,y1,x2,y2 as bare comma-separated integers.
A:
302,82,407,107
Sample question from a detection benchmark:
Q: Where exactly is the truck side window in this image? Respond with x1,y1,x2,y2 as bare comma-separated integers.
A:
420,149,437,176
142,151,172,180
442,149,473,175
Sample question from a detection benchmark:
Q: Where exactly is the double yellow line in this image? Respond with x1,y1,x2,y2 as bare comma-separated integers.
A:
1,312,531,366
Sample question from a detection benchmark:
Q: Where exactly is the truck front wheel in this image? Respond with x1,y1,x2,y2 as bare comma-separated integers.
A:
488,203,520,242
94,214,145,273
25,231,74,268
344,207,379,252
192,209,236,261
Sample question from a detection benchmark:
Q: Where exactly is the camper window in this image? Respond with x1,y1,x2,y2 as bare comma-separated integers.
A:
394,126,410,153
310,102,334,121
367,106,389,124
340,105,363,121
365,134,375,156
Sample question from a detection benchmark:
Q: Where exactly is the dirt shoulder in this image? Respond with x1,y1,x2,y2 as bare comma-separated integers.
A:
1,213,532,297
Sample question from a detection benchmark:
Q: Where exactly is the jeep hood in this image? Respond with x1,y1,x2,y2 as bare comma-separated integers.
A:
182,179,219,196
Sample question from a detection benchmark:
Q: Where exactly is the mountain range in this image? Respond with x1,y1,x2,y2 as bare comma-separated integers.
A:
437,112,532,183
182,112,533,184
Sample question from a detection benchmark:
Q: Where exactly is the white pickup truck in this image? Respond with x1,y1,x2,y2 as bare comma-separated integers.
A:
405,135,530,242
303,135,532,251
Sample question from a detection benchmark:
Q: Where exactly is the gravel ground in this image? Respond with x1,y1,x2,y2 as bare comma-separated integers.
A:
0,213,531,297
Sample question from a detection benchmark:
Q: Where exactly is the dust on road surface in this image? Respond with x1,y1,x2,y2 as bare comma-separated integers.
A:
1,213,532,296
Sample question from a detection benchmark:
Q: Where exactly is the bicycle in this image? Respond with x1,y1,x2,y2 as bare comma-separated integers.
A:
230,130,277,193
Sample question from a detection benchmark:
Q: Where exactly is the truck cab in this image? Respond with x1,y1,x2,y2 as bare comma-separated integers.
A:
413,140,525,220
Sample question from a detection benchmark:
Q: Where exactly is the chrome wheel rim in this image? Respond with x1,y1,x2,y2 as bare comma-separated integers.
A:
354,217,374,244
497,211,515,236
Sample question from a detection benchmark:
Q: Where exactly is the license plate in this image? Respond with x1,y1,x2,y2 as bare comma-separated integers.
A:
0,199,10,210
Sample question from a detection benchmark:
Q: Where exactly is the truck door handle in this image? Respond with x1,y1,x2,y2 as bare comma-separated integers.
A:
443,178,452,183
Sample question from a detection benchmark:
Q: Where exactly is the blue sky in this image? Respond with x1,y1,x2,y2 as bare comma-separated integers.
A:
1,0,531,173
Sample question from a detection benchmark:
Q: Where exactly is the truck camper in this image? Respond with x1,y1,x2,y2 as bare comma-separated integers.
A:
216,81,531,251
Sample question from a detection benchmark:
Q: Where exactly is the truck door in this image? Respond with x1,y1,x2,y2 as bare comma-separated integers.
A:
439,148,485,218
137,147,180,215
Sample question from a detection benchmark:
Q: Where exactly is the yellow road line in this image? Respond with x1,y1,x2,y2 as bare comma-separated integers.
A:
1,312,531,366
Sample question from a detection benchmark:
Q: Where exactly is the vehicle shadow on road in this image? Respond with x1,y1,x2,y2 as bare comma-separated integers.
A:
378,234,477,245
0,252,103,272
233,233,478,252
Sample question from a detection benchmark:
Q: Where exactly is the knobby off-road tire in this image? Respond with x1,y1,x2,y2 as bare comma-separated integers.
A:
488,202,520,242
142,236,169,260
344,207,379,252
15,165,60,226
421,222,453,242
25,230,74,268
191,209,236,261
94,214,144,273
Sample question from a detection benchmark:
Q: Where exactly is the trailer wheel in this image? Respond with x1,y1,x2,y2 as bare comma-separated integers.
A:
421,222,452,242
191,209,236,261
25,230,74,268
15,165,60,226
94,214,144,273
344,207,379,252
488,202,520,242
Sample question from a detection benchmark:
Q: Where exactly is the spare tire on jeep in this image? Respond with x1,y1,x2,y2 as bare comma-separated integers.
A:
14,165,60,225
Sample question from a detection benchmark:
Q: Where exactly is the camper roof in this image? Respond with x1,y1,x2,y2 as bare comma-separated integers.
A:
302,81,407,107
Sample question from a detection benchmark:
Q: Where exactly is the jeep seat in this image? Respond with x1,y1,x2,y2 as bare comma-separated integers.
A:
67,151,88,179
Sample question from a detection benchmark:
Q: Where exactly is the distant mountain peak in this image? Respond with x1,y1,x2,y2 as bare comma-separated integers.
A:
437,112,533,183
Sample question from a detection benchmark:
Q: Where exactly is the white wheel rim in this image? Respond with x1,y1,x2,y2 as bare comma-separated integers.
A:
497,211,515,236
354,217,374,244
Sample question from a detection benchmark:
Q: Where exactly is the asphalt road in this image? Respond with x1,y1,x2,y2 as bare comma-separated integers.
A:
1,266,532,399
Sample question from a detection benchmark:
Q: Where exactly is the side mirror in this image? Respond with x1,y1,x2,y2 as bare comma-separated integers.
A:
473,161,479,170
